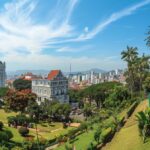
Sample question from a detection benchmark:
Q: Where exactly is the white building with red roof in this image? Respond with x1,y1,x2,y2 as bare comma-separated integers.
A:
32,70,69,104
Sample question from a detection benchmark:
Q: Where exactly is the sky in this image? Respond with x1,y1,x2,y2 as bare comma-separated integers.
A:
0,0,150,72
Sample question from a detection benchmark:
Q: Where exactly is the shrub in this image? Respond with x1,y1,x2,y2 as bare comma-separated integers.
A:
48,137,57,144
63,122,68,128
11,147,24,150
68,129,78,139
0,132,8,141
136,108,150,143
0,146,9,150
16,114,30,126
101,127,112,144
0,121,4,130
18,127,29,137
126,102,138,118
21,141,32,150
7,115,31,127
94,127,102,144
65,144,72,150
78,122,88,132
7,116,17,125
4,130,13,140
118,116,125,128
87,142,97,150
28,123,34,128
0,130,13,141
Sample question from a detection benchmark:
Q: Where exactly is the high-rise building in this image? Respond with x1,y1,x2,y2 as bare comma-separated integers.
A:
0,61,6,87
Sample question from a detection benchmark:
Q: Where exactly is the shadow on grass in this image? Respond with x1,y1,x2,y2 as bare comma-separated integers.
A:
24,135,35,141
49,124,55,127
41,124,48,127
69,138,79,144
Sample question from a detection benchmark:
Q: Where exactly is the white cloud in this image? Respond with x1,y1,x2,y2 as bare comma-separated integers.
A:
0,0,149,53
84,27,89,33
56,45,92,52
0,0,149,71
0,0,78,54
1,53,125,71
72,0,150,41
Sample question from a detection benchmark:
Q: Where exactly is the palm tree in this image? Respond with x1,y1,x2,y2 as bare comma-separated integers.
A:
121,47,150,96
121,46,138,94
121,46,138,65
146,26,150,48
136,108,150,143
136,54,150,93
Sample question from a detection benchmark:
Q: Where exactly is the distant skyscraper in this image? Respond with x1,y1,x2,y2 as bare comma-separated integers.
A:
0,61,6,87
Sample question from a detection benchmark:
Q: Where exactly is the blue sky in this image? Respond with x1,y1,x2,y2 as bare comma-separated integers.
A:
0,0,149,71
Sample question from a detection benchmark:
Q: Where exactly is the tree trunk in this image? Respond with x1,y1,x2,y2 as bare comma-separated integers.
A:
35,123,40,150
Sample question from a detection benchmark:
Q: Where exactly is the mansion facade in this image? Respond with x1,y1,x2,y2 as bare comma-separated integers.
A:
32,70,69,103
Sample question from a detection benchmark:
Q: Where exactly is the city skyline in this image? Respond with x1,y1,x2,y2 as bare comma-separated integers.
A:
0,0,150,71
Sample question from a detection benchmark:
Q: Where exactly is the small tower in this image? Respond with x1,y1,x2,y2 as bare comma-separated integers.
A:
0,61,6,87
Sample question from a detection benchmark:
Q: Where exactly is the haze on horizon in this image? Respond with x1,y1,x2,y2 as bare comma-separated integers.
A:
0,0,150,72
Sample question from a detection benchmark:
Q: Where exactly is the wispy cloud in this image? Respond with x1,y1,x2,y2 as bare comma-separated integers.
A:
0,0,149,54
0,0,149,71
56,45,92,52
0,0,78,54
73,0,150,41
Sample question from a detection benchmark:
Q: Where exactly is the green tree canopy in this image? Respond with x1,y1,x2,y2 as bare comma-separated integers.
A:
13,79,31,91
4,90,37,113
121,46,150,95
146,26,150,47
0,87,9,98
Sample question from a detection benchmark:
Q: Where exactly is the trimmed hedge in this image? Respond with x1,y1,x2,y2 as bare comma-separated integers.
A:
101,127,112,144
18,127,29,137
126,101,138,118
0,121,4,130
0,130,13,141
118,116,125,128
87,141,97,150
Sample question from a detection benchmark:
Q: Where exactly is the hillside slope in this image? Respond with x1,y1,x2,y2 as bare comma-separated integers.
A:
102,100,150,150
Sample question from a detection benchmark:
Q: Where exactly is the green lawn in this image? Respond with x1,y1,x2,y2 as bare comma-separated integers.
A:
3,123,72,144
56,129,96,150
0,108,74,143
30,123,74,140
102,100,150,150
55,104,144,150
5,126,24,143
0,109,17,124
102,124,150,150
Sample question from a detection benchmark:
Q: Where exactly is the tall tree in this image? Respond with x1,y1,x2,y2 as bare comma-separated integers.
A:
146,26,150,47
121,46,138,94
4,90,36,113
136,54,150,93
0,87,9,98
13,79,31,91
121,46,150,95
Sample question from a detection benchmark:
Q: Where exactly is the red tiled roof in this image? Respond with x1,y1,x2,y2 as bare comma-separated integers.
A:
47,70,60,80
